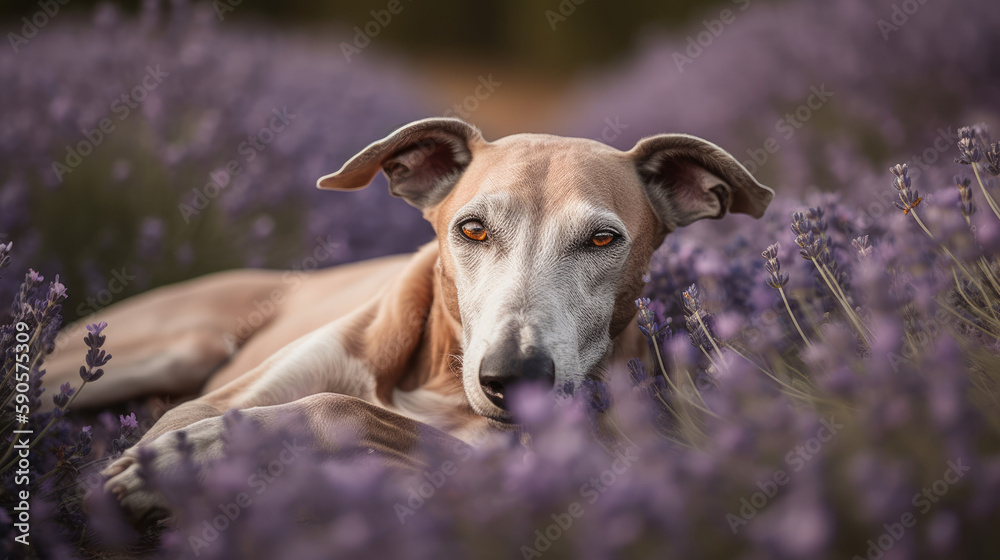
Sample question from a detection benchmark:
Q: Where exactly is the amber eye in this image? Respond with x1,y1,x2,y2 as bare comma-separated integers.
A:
461,220,488,242
591,232,615,247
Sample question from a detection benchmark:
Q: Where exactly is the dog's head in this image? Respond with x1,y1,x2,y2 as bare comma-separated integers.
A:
318,118,773,425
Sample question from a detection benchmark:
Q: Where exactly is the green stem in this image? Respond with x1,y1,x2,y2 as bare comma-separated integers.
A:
930,235,1000,324
698,345,723,378
813,260,871,343
972,163,1000,223
650,334,719,421
690,307,728,370
778,287,812,347
951,268,1000,334
909,209,936,240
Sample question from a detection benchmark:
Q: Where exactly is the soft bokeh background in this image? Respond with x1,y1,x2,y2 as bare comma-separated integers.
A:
3,0,994,321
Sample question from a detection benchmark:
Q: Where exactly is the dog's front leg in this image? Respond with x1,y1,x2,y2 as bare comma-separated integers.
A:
121,319,378,442
101,322,379,513
103,392,461,524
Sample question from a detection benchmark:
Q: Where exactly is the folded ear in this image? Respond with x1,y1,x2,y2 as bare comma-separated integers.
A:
317,118,483,210
629,134,774,229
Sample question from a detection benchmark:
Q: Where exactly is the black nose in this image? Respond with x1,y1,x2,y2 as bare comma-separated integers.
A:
479,339,555,410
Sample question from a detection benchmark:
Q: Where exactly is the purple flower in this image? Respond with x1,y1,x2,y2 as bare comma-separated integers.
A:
682,284,718,351
47,274,68,302
791,209,831,261
984,141,1000,176
0,241,11,271
955,126,982,164
762,242,789,288
634,297,670,348
79,322,112,382
889,164,923,214
120,412,139,430
851,235,873,261
52,381,76,408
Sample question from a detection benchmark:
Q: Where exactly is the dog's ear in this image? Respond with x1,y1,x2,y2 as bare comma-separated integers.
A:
628,134,774,229
317,118,482,210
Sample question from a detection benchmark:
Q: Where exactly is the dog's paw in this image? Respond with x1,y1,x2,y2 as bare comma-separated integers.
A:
102,417,227,525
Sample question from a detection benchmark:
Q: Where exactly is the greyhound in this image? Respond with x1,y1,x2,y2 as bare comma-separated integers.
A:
42,117,773,521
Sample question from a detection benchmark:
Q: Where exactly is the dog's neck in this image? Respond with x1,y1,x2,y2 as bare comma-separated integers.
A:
400,246,466,396
343,243,465,404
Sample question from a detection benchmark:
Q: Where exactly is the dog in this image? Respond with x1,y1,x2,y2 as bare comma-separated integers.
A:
42,117,773,522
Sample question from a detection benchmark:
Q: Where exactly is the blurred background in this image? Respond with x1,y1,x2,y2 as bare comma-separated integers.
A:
1,0,997,322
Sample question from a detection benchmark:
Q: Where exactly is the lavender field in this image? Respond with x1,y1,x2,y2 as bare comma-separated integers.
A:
2,0,1000,558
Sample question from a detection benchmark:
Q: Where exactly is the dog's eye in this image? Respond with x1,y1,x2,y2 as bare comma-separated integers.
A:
461,220,488,242
590,232,615,247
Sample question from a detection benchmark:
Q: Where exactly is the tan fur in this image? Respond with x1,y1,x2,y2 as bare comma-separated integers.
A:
42,118,771,523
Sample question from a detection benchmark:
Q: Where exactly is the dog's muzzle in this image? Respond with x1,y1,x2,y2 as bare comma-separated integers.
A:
478,335,555,411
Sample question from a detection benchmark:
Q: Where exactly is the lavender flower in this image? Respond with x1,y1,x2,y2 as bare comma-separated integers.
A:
0,0,431,309
682,284,717,351
79,321,111,382
108,412,140,460
120,412,139,431
955,126,982,165
634,297,669,343
0,242,11,272
3,1,1000,557
580,377,611,414
851,235,872,262
762,243,789,288
889,164,923,215
52,382,76,409
984,142,1000,176
791,208,831,261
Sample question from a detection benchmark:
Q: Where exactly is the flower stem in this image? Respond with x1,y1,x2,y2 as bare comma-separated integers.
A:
813,260,871,343
909,209,936,240
692,308,727,370
650,335,719,420
778,287,812,347
972,163,1000,222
